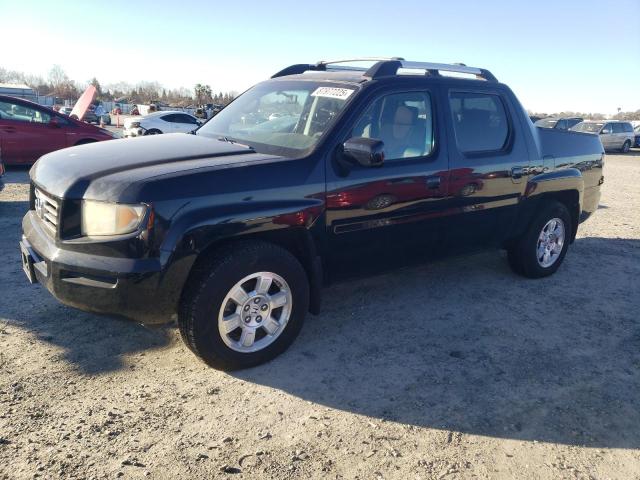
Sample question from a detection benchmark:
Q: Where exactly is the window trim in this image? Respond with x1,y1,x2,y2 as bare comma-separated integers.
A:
343,88,439,164
448,89,514,158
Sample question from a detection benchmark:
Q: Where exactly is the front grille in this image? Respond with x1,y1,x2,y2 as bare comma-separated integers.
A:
34,188,60,235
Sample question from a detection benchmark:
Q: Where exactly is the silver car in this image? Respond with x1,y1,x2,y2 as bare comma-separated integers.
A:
571,120,635,153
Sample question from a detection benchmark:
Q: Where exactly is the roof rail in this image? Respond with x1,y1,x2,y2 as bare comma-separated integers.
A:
272,58,497,82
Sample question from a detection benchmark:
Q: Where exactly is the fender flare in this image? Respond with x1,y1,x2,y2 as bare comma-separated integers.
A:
513,168,584,242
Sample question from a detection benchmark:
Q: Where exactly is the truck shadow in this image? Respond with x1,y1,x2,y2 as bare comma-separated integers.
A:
0,198,173,375
234,236,640,449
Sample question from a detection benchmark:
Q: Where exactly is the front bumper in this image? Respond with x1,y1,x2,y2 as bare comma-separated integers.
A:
123,127,144,138
21,211,188,324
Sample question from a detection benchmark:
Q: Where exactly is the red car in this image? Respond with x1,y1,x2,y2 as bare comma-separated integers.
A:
0,95,115,165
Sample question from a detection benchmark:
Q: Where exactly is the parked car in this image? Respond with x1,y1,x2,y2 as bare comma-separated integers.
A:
634,124,640,148
122,111,202,137
59,106,73,116
82,109,111,126
570,120,635,153
535,117,583,130
20,58,604,369
0,95,116,165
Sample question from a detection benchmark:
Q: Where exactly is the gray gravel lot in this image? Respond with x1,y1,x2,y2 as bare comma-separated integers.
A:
1,153,640,479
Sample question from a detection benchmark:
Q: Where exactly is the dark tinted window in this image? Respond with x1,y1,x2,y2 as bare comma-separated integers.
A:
176,114,198,124
449,92,509,152
622,123,633,133
612,123,624,134
555,119,568,130
161,114,177,123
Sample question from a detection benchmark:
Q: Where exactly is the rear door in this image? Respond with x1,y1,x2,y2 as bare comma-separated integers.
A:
0,99,66,165
325,85,451,276
441,88,530,249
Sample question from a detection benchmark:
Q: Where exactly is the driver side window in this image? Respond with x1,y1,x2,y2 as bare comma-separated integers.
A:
0,100,50,124
351,92,434,161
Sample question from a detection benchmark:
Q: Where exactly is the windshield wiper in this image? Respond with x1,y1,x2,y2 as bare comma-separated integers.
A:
217,136,255,151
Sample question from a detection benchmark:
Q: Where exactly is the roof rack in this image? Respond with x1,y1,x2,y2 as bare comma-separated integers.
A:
271,58,497,82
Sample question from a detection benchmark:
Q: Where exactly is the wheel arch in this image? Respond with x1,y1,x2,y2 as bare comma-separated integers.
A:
511,170,583,244
180,227,323,316
74,138,98,146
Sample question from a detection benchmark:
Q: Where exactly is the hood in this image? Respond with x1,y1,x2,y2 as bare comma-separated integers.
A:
31,133,278,200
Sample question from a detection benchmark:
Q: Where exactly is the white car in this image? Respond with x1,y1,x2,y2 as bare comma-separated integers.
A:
123,111,201,137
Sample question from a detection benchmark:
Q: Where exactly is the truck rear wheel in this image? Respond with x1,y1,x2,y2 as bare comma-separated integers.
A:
507,201,572,278
178,241,309,370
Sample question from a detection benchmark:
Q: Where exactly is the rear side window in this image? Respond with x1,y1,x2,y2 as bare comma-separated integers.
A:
160,114,175,122
556,119,568,130
623,123,633,133
449,92,509,153
176,114,198,124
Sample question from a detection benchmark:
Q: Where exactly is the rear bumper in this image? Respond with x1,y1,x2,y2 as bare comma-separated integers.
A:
21,211,189,324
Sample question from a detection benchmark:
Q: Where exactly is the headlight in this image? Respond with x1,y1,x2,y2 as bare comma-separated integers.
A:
81,200,147,236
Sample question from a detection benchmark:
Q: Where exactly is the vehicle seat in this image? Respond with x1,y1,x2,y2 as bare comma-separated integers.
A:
380,105,426,159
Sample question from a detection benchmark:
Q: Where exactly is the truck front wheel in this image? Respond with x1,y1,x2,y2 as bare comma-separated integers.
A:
507,201,572,278
178,241,310,370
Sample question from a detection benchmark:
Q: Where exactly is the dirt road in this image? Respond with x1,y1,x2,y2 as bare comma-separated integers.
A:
1,153,639,479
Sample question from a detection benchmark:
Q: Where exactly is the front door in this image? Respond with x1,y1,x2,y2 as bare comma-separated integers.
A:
325,87,450,278
0,99,66,164
599,123,615,150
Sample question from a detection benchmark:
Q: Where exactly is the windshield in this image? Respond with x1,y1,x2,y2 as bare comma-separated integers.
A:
571,122,604,133
197,80,357,157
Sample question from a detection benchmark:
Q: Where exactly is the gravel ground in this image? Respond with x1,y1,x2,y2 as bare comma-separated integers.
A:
1,153,639,480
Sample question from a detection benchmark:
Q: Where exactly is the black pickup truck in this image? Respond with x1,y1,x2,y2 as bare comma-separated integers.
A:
21,58,604,369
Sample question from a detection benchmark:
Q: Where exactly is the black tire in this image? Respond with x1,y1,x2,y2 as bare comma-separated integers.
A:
621,140,631,153
507,201,572,278
178,241,310,370
145,129,162,135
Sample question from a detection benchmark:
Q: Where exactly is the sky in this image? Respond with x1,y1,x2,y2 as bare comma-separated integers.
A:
1,0,639,114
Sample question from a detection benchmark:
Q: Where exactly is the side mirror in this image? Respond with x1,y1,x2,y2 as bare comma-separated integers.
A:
343,137,385,168
49,117,62,128
600,128,611,135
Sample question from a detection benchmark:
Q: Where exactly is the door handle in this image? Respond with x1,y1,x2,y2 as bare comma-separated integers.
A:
511,166,525,179
425,176,441,189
